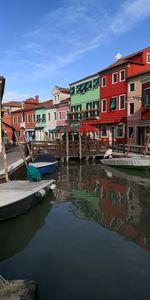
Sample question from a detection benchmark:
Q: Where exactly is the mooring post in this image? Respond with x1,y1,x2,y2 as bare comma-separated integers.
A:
66,132,69,163
79,133,82,160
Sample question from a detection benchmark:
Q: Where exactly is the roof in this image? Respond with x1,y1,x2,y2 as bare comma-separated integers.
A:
55,86,70,94
2,101,22,108
70,72,99,86
99,47,150,74
36,99,53,109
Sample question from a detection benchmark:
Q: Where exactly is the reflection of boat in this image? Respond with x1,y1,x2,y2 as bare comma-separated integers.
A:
29,153,58,175
101,164,150,187
101,156,150,171
0,195,53,262
0,179,56,222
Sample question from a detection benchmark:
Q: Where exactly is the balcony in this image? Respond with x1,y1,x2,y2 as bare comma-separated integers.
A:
67,108,100,121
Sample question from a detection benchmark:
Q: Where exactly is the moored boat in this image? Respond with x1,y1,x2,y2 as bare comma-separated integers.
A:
0,179,56,222
101,156,150,171
29,153,58,175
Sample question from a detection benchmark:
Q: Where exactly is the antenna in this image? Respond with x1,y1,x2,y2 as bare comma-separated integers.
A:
115,53,122,60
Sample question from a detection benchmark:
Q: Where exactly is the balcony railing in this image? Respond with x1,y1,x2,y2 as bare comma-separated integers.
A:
67,108,100,120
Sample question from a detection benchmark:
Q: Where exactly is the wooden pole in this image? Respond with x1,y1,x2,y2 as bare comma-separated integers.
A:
79,133,82,160
26,142,34,162
2,144,9,182
66,132,69,163
125,132,133,157
144,133,150,156
15,133,28,168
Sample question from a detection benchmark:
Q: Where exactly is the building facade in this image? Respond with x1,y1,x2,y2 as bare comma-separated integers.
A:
69,73,100,128
99,47,150,145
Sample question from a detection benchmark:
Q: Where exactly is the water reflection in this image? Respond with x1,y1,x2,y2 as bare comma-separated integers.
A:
56,162,150,251
0,195,53,262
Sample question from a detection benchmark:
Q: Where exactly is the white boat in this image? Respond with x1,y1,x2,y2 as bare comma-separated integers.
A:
0,179,56,222
101,155,150,171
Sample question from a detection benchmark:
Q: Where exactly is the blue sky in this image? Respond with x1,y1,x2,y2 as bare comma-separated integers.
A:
1,0,150,102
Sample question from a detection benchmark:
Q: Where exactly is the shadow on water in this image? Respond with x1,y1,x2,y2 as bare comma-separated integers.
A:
0,194,54,262
55,161,150,251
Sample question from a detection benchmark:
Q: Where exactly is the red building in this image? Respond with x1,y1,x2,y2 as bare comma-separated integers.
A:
99,47,150,145
141,75,150,143
2,101,22,141
12,96,40,141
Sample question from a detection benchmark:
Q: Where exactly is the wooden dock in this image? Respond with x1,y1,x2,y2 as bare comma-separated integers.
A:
31,140,104,161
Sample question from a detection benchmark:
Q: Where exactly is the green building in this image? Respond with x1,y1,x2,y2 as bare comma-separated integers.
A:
69,72,100,125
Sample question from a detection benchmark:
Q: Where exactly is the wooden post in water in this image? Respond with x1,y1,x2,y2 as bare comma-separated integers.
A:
79,133,82,160
2,144,9,182
15,133,28,168
144,133,150,156
66,132,69,163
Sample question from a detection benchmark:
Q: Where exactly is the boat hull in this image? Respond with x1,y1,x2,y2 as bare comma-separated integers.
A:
101,157,150,171
0,180,56,222
29,161,58,175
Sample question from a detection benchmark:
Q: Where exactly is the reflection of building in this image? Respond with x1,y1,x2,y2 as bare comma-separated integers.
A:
99,171,150,251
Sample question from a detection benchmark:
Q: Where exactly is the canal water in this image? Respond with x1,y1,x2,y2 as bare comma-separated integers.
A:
0,162,150,300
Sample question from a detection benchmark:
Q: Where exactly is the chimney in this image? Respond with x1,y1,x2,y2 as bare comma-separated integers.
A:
35,95,39,103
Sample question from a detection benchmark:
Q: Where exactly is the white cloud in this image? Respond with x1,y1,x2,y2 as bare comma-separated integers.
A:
3,0,150,101
3,91,31,102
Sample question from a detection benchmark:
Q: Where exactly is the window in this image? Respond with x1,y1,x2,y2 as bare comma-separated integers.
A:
70,86,75,95
129,127,134,138
119,95,125,109
17,116,20,123
32,113,35,122
112,72,118,84
120,69,125,81
93,78,99,88
129,103,134,115
102,99,107,112
13,116,16,124
48,113,51,121
143,88,150,106
59,112,62,120
58,95,59,101
42,114,46,122
37,115,40,122
129,82,135,92
101,125,107,137
116,125,123,137
54,112,57,120
27,114,31,123
147,53,150,63
101,77,106,87
110,97,117,110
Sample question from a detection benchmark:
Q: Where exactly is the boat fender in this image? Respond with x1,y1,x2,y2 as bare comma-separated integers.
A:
35,189,46,198
50,183,56,190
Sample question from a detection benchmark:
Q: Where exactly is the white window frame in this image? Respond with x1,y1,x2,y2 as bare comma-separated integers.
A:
27,114,31,123
119,69,125,82
101,76,107,87
17,116,20,124
129,82,136,92
147,53,150,64
119,94,125,110
13,116,16,124
112,72,118,84
101,99,107,112
110,96,117,111
32,113,35,123
128,102,134,115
